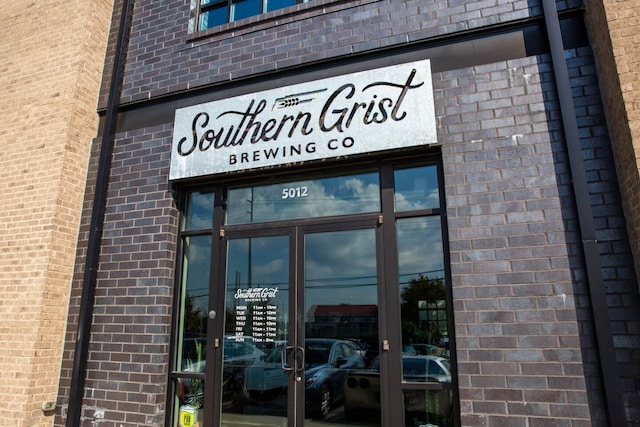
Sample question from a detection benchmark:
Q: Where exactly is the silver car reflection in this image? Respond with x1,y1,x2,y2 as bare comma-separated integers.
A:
343,355,452,425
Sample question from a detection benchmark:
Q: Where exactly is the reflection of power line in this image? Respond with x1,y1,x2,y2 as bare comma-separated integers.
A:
186,293,210,300
306,282,377,289
306,269,444,283
399,268,444,277
305,275,377,283
225,281,290,287
187,269,446,300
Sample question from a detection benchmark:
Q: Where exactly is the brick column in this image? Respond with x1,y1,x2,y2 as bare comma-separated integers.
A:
584,0,640,290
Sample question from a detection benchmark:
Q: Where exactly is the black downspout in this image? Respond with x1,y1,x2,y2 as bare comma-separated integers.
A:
541,1,628,426
65,0,133,426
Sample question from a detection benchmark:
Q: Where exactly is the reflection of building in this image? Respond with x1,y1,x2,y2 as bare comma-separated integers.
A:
306,305,378,340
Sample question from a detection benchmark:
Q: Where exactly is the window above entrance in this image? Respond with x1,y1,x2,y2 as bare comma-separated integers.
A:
226,171,380,224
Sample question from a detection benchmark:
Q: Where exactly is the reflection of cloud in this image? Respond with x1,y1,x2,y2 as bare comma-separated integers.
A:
395,187,439,211
305,229,378,308
226,174,380,224
187,192,214,229
253,258,286,280
305,229,376,280
396,217,444,282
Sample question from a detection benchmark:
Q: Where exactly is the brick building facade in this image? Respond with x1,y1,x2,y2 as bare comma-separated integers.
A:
0,1,113,427
2,0,640,427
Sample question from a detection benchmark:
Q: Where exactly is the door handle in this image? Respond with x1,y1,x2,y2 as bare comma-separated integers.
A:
281,345,295,371
295,346,305,373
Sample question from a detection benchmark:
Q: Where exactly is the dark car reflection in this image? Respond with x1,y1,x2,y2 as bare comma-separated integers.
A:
243,338,365,419
343,355,453,426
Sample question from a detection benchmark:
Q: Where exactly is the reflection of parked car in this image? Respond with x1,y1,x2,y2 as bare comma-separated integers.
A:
409,343,449,358
223,336,266,366
180,337,265,408
244,338,365,419
181,336,266,372
343,355,452,424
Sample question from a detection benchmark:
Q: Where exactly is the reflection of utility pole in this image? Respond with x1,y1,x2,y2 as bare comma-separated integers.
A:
247,188,253,287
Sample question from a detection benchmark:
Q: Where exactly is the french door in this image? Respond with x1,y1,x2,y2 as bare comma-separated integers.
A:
216,220,384,426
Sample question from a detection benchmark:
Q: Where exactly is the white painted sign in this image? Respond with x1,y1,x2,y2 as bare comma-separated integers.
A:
170,59,436,179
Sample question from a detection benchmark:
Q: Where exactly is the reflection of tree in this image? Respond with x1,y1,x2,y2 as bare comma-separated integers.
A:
185,295,207,336
225,308,237,335
401,275,446,345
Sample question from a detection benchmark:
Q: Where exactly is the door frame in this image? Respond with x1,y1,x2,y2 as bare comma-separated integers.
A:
192,154,454,427
210,214,388,426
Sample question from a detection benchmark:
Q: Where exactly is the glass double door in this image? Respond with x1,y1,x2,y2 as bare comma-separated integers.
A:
216,224,384,427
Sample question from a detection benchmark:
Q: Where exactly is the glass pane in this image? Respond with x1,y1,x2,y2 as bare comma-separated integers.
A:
305,229,381,424
174,235,211,426
397,217,446,358
226,172,380,224
222,236,289,425
394,165,440,212
199,5,228,30
231,0,262,21
403,389,453,427
266,0,296,12
178,235,211,372
184,191,214,230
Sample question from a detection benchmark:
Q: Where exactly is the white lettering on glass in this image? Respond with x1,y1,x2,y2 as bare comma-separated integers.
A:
234,287,279,301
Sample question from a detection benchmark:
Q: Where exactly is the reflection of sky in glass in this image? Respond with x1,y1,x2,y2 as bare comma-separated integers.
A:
266,0,296,12
225,237,290,338
183,235,212,315
185,192,214,230
226,236,289,288
394,165,439,212
396,217,444,286
305,229,377,312
226,172,380,224
232,0,261,21
199,6,228,30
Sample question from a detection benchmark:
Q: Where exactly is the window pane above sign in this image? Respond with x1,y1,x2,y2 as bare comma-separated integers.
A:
170,59,436,180
226,172,380,224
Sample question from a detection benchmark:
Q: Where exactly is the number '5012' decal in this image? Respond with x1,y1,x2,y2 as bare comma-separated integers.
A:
281,186,309,199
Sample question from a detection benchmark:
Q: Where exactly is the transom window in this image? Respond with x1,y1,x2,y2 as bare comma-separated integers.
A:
194,0,312,31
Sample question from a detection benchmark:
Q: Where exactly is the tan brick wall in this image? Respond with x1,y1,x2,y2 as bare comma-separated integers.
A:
0,1,113,426
585,0,640,289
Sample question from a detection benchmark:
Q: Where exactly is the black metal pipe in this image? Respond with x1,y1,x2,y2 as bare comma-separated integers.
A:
541,1,628,425
65,0,134,426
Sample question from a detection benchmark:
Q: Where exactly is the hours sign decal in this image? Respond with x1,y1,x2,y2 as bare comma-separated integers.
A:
170,60,436,179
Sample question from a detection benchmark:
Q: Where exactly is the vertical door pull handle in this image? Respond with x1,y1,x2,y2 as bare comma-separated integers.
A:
281,345,295,371
295,346,305,373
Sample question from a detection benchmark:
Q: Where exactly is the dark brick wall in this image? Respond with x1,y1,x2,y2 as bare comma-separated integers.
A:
437,54,598,426
57,125,179,426
98,0,595,109
437,48,639,426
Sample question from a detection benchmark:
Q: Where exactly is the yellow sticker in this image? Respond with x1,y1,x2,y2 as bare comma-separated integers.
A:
179,406,197,427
